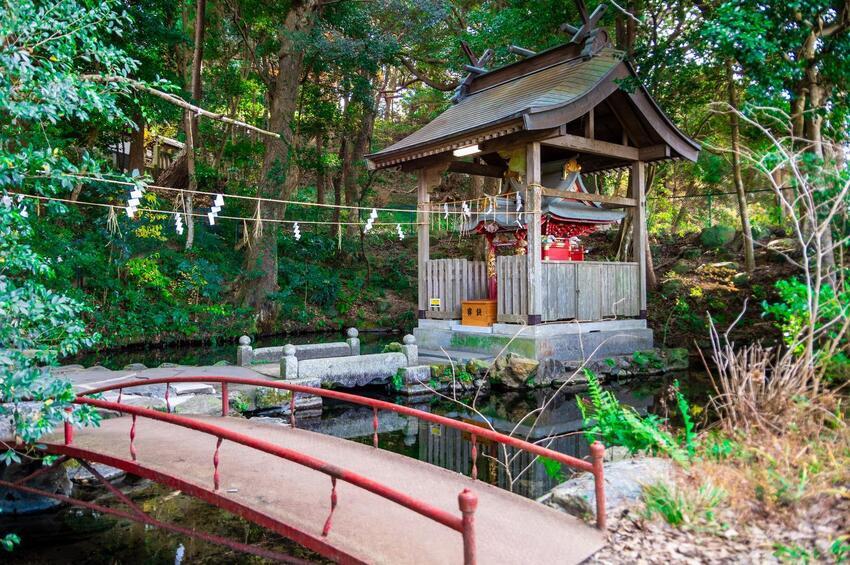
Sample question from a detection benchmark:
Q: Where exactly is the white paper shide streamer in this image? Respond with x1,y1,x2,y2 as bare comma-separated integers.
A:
175,213,184,235
396,224,404,240
293,221,301,240
363,208,378,233
126,183,145,218
208,193,224,225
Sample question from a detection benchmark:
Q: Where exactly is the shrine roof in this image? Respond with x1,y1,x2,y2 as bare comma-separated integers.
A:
366,42,699,171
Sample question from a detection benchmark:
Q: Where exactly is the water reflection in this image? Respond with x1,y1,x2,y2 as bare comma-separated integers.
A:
308,382,657,499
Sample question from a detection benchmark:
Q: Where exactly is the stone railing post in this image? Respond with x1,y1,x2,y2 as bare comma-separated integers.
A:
346,328,360,356
401,334,418,366
280,344,299,379
236,335,253,367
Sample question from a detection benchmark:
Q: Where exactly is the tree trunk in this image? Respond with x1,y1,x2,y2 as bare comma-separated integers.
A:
183,111,197,250
240,0,318,325
127,115,146,174
316,133,326,204
343,90,377,235
644,165,657,291
726,60,755,272
183,0,207,251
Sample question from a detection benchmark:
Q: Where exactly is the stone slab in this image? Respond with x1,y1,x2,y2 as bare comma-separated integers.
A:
401,365,431,385
298,352,408,388
169,382,216,396
491,319,647,337
416,318,461,330
251,342,352,364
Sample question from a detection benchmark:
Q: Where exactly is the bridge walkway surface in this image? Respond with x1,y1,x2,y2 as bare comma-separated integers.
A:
46,415,605,564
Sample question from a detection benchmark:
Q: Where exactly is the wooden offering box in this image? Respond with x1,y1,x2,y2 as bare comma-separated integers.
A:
462,299,497,327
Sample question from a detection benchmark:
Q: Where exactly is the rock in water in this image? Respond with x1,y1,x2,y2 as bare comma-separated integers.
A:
489,353,539,389
539,457,675,519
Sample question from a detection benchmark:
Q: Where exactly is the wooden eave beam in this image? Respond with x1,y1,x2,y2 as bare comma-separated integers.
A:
540,186,637,208
447,160,506,178
542,133,639,160
542,133,670,162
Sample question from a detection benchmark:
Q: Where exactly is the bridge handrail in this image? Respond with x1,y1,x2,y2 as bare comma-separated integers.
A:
78,374,606,529
73,396,465,533
70,395,482,563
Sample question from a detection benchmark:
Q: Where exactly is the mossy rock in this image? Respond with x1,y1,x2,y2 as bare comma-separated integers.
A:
382,342,403,353
661,279,684,295
466,358,492,376
670,260,690,274
699,225,736,249
732,272,750,287
255,387,292,409
751,224,771,241
682,247,701,260
489,354,539,389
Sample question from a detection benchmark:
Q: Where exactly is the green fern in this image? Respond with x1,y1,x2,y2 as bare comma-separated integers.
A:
577,370,691,463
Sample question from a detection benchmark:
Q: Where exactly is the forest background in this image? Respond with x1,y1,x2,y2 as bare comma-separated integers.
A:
2,0,849,355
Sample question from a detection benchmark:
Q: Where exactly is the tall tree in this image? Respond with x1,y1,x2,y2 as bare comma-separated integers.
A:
726,60,756,272
183,0,207,250
228,0,320,324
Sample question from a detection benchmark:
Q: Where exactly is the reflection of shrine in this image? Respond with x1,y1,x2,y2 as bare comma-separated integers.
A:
416,387,655,499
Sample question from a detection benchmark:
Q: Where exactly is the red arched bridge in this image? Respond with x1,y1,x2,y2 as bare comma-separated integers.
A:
4,376,607,564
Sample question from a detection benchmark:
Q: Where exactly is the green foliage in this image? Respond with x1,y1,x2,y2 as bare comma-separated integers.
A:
762,277,850,380
540,456,566,483
1,533,20,552
391,368,404,391
774,537,850,563
577,370,692,463
642,480,727,528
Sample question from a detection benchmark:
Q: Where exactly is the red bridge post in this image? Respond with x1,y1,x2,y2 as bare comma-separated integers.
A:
458,488,478,565
221,382,229,417
64,407,73,445
590,441,606,530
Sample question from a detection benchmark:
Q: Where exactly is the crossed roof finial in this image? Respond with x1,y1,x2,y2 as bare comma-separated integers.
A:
560,0,608,59
451,42,495,103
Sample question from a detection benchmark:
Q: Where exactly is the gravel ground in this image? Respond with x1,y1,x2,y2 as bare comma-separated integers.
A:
588,495,849,564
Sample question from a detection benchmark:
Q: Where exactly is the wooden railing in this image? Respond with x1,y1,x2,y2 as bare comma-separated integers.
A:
496,255,528,323
541,261,639,321
496,258,639,322
425,259,488,319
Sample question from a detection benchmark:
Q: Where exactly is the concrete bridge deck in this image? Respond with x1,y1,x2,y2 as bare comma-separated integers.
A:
49,415,605,564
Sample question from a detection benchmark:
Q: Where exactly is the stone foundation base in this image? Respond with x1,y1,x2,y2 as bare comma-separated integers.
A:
415,319,653,363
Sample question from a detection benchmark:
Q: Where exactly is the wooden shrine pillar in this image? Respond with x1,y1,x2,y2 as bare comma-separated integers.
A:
416,167,441,319
417,170,430,319
630,161,647,317
526,142,543,325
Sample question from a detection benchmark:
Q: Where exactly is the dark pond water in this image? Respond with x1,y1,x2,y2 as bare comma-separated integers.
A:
12,339,703,563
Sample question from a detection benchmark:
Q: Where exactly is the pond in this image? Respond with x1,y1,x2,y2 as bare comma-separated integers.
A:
11,339,703,563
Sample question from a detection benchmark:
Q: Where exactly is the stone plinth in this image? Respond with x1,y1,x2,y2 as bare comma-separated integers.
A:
414,319,653,363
